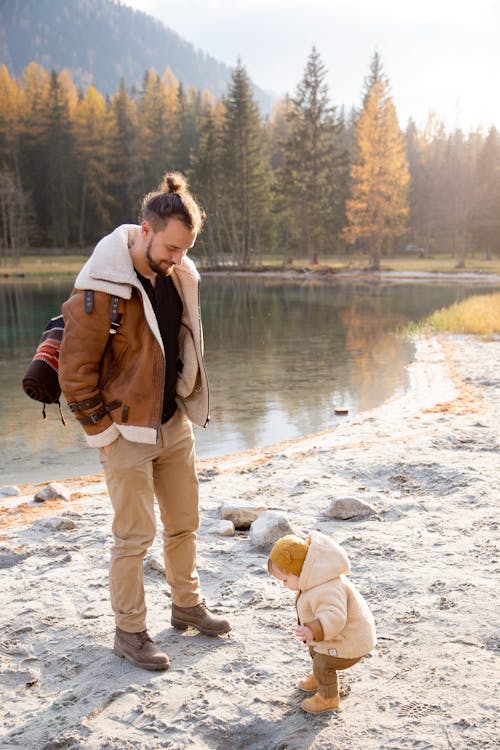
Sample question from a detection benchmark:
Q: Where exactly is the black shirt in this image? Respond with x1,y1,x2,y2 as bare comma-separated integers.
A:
136,271,183,423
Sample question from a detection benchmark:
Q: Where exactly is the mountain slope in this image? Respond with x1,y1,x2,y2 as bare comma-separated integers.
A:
0,0,271,108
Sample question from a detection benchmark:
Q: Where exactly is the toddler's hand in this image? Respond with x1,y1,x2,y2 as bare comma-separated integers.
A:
295,625,314,645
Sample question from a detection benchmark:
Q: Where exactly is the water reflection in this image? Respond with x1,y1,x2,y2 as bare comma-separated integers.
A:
201,277,414,456
0,276,498,484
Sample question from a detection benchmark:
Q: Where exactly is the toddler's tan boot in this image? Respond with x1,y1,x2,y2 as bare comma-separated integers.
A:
298,673,318,692
301,691,340,714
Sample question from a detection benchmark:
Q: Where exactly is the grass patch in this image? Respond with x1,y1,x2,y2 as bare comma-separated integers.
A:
261,252,500,274
410,292,500,337
1,250,500,278
1,254,89,278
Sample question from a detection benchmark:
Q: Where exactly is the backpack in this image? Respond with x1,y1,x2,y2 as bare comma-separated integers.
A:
22,291,124,422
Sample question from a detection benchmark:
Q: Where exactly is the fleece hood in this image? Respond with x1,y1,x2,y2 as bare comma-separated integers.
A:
299,530,351,591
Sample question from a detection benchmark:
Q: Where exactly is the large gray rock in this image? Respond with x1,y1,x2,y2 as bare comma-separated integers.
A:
249,511,296,550
326,497,376,520
34,483,71,503
220,501,267,530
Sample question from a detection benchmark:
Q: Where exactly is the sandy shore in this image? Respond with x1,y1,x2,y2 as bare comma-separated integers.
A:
0,333,499,749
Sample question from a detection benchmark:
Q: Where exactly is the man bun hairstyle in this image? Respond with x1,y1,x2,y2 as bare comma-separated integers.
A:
140,171,206,234
159,172,186,194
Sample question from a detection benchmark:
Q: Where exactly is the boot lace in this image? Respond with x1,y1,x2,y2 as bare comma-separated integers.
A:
135,630,153,646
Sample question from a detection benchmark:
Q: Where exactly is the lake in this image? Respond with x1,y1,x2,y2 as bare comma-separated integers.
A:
1,274,497,485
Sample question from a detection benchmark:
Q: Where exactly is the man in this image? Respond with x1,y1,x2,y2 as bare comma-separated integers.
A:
59,172,231,671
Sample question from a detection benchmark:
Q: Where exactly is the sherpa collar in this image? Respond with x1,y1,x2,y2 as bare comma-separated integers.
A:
75,224,200,298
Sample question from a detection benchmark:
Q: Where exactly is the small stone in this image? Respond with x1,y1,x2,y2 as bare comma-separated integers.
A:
198,468,220,482
146,556,165,575
0,551,31,568
249,511,296,549
0,485,21,498
33,517,77,531
326,497,376,520
34,482,71,503
220,501,268,530
208,520,235,537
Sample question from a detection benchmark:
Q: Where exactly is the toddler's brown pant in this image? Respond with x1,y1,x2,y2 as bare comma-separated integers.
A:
310,648,362,698
100,409,201,632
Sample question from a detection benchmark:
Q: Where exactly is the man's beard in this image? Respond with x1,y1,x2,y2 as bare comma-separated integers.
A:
145,238,174,276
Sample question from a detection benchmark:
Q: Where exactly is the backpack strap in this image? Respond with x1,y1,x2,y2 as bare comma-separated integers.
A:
109,295,124,335
84,290,124,334
84,290,94,313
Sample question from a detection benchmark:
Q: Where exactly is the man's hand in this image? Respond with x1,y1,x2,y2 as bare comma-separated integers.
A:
295,625,314,645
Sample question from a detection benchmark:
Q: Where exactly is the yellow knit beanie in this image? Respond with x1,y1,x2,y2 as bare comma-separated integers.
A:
268,535,309,576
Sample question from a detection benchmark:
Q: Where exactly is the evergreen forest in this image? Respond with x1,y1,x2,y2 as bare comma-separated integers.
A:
1,50,499,270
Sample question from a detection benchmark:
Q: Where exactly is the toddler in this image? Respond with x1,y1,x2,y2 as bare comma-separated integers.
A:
268,530,376,714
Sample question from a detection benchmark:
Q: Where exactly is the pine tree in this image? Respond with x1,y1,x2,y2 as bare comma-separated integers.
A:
279,47,345,264
41,70,77,247
189,99,226,264
18,63,51,245
471,127,500,258
107,79,143,224
221,60,270,266
266,97,294,171
173,84,207,172
444,128,483,267
408,114,449,254
264,96,294,260
73,85,111,245
138,68,178,191
343,53,410,269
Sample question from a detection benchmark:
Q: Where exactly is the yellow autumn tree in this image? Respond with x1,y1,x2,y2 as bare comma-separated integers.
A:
0,66,22,175
162,67,180,116
19,62,51,139
343,53,409,269
0,66,25,262
58,68,78,119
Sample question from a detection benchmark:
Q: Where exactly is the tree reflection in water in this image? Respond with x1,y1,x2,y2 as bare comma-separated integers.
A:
0,275,497,484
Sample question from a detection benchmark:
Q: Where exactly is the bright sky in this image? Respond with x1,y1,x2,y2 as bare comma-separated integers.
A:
124,0,499,132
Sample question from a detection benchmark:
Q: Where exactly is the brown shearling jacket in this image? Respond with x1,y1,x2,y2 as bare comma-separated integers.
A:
58,225,209,448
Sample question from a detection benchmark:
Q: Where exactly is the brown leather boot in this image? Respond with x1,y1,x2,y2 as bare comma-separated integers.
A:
301,691,340,714
298,673,318,692
113,627,170,671
171,600,231,635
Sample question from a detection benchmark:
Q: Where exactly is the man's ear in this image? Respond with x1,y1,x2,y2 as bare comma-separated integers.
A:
141,220,153,239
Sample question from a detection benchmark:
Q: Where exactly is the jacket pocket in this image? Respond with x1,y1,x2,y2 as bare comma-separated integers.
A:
100,341,130,389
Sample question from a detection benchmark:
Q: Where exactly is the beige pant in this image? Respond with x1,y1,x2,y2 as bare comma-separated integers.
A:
99,409,201,632
309,648,362,698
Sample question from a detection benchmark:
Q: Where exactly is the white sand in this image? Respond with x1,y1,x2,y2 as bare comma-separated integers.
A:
1,333,499,750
